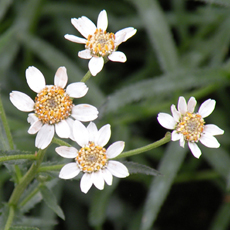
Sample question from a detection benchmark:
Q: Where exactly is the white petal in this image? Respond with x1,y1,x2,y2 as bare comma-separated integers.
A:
106,141,125,159
78,49,93,59
107,160,129,178
179,136,185,148
25,66,46,93
96,124,111,147
55,146,78,158
198,99,216,118
97,10,108,31
157,113,177,130
188,142,202,158
28,120,43,134
54,66,68,88
64,34,87,44
199,133,220,148
187,97,197,113
171,104,180,122
203,124,224,136
35,124,54,149
92,171,105,190
73,120,89,147
114,31,126,47
101,168,113,185
177,96,187,115
108,51,127,63
171,131,182,141
71,104,98,122
71,16,96,39
115,27,137,43
88,57,104,76
80,173,93,193
55,120,70,138
59,163,80,179
66,82,88,98
66,117,75,141
87,122,98,143
10,91,34,112
27,113,38,125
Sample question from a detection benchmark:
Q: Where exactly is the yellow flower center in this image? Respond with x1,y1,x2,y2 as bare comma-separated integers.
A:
76,142,108,173
85,28,115,57
34,86,73,124
176,112,205,142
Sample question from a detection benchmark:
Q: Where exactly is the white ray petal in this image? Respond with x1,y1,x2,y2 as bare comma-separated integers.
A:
66,82,88,98
71,104,98,122
198,99,216,118
25,66,46,93
55,146,78,158
10,91,34,112
115,27,137,43
96,124,111,147
92,171,105,190
101,169,113,185
55,120,70,138
88,57,104,76
78,49,92,59
107,160,129,178
59,163,80,179
171,104,180,122
80,173,93,193
73,120,89,147
54,66,68,88
108,51,127,63
157,113,176,130
28,120,43,134
200,133,220,148
204,124,224,136
35,124,54,149
64,34,87,44
97,10,108,31
106,141,125,159
87,122,98,143
187,97,197,113
66,117,75,141
27,113,38,125
171,131,182,141
188,142,202,158
177,96,187,114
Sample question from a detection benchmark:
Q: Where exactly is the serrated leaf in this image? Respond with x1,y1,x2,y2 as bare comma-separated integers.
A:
10,226,40,230
39,185,65,220
122,161,161,176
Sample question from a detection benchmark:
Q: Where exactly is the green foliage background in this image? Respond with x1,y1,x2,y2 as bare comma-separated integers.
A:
0,0,230,229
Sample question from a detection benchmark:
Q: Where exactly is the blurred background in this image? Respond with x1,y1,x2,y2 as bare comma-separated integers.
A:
0,0,230,229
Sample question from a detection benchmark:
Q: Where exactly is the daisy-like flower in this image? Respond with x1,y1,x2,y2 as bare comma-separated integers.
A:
64,9,137,76
10,66,98,149
157,96,224,158
56,120,129,193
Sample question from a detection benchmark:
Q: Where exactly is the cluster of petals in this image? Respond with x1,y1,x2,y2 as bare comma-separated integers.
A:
157,96,224,158
56,120,129,193
64,9,137,76
10,66,98,149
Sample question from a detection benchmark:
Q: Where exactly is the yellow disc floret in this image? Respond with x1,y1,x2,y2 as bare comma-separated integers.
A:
86,28,115,57
34,86,73,124
76,142,107,173
176,112,205,142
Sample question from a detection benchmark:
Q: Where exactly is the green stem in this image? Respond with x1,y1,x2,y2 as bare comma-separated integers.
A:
19,187,40,208
4,206,14,230
38,164,64,172
115,132,171,159
0,95,14,150
5,149,46,229
80,70,92,83
52,137,72,147
0,154,36,163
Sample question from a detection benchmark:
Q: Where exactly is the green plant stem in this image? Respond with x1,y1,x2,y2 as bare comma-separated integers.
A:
19,187,40,208
0,154,36,163
5,149,46,230
115,132,171,159
52,137,72,147
38,164,64,172
81,70,92,83
0,95,14,150
4,206,14,230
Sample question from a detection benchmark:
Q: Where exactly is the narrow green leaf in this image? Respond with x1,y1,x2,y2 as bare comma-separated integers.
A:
39,185,65,220
89,179,118,227
122,161,161,176
141,142,187,230
10,226,40,230
130,0,178,72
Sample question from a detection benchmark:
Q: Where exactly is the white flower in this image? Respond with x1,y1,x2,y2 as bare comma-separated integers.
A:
64,9,137,76
157,96,224,158
56,120,129,193
10,66,98,149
